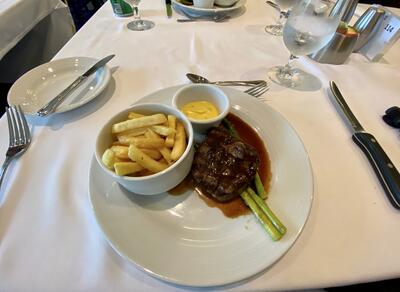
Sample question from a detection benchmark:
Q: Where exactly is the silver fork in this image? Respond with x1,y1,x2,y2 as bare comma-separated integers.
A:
0,106,31,191
244,83,269,98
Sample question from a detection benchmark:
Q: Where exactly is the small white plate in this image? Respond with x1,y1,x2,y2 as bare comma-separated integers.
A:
7,57,111,115
89,86,313,287
172,0,246,15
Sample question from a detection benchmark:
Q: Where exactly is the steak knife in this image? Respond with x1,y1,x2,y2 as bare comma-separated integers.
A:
37,54,115,117
329,81,400,209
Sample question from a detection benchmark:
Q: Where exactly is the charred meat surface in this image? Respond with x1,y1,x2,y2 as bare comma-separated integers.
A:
192,125,260,202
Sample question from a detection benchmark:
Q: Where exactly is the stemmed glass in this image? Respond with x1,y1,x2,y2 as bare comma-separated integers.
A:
268,0,344,88
125,0,155,31
265,0,298,36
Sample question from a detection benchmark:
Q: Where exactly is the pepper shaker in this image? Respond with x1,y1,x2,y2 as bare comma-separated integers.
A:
353,6,386,52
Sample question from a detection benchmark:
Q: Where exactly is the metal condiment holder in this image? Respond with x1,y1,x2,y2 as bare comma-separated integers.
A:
309,30,359,65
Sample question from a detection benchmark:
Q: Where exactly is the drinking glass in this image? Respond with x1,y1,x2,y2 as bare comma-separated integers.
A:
268,0,344,88
265,0,298,36
125,0,155,31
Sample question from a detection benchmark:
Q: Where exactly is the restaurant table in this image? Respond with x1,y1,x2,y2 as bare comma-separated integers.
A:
0,0,75,82
1,0,400,291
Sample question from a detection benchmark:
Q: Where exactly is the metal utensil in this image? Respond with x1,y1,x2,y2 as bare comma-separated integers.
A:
37,54,115,117
0,106,31,191
329,81,400,209
244,83,269,98
186,73,266,86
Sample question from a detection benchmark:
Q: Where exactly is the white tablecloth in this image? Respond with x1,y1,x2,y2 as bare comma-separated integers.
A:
1,1,400,291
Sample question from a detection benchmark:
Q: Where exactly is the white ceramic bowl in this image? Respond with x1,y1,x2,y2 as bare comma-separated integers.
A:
95,103,194,195
215,0,237,7
193,0,215,9
172,84,230,134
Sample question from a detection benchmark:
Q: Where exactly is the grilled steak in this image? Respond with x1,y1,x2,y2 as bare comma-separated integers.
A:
191,125,260,202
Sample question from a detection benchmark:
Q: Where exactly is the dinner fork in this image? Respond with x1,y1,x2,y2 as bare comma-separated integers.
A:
244,83,269,98
0,106,31,191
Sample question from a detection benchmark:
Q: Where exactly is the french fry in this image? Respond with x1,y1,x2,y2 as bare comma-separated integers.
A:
141,148,162,160
102,149,117,169
129,145,168,173
132,137,164,148
114,162,144,176
128,112,145,119
171,122,186,161
116,135,135,145
111,141,125,146
145,128,161,139
165,115,177,148
158,147,172,164
111,145,129,159
112,114,167,133
117,127,148,137
151,125,176,137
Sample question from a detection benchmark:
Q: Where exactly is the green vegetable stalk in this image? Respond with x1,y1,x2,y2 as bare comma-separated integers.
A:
222,117,286,240
254,172,268,199
240,191,282,241
247,187,286,236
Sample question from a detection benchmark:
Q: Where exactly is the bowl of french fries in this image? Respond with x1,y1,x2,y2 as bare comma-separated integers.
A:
95,103,194,195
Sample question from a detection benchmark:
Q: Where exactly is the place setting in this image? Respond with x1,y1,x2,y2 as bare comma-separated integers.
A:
7,55,115,119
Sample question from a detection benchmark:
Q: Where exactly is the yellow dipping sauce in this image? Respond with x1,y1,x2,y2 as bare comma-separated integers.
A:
181,101,219,120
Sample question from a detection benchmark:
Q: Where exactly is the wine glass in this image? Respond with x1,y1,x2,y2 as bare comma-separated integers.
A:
125,0,155,31
265,0,298,36
268,0,345,88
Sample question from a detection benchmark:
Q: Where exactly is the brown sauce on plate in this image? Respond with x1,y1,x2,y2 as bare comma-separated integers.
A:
168,113,272,218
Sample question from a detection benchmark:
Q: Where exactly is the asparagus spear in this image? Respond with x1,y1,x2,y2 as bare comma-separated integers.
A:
247,187,286,236
240,191,282,241
222,118,240,138
223,117,286,239
254,172,268,199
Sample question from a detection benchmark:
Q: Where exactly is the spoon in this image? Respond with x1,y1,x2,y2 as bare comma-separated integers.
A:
186,73,266,86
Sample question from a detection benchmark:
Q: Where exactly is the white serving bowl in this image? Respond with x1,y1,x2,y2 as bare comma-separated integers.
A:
95,103,194,195
193,0,215,9
215,0,237,7
172,84,230,135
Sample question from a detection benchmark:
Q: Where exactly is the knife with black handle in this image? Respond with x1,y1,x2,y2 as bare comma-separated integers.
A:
330,81,400,209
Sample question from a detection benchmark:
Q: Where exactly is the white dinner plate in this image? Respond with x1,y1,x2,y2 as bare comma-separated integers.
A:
8,57,111,115
88,86,313,287
172,0,246,15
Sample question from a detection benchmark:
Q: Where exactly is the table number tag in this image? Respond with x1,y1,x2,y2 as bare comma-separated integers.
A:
359,6,400,62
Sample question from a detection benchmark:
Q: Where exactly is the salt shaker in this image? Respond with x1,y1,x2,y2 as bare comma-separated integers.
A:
353,6,386,52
